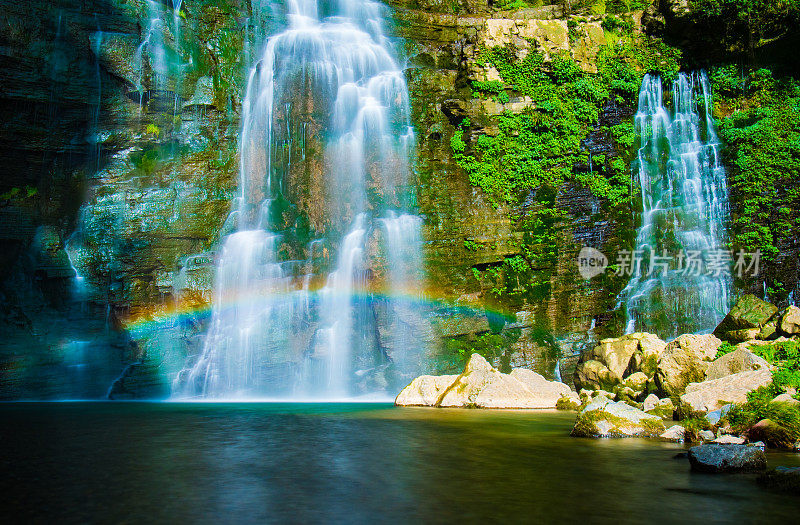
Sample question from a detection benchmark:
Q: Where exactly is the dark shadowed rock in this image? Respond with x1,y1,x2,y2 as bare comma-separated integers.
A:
688,444,767,473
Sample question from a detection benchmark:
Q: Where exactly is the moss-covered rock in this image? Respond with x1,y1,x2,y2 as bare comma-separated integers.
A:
571,397,666,438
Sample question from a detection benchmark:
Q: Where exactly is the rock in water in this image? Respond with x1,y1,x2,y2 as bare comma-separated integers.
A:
705,347,772,380
395,354,577,409
660,425,686,442
680,369,773,412
394,375,459,406
713,294,779,343
688,444,767,473
571,398,665,438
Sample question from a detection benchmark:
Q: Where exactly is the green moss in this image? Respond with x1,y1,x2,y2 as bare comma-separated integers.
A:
572,407,665,437
556,396,580,411
681,416,712,442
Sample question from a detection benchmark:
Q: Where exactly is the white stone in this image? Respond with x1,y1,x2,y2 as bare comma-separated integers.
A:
681,369,774,412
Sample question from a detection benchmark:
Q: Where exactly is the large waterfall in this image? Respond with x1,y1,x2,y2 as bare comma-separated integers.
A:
173,0,422,399
620,72,731,337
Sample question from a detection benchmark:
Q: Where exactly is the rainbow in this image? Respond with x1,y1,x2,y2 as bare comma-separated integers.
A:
122,283,515,339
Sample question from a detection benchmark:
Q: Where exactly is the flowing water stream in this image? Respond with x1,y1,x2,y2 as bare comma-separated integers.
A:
620,72,732,338
174,0,422,399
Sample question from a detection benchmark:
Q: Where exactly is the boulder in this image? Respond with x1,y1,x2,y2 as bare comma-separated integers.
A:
556,392,581,410
747,418,796,449
779,306,800,336
623,371,649,392
656,334,721,397
571,398,666,438
713,294,779,342
624,332,667,377
642,393,660,412
660,425,686,441
772,393,800,405
647,397,675,419
396,354,579,409
574,333,665,391
395,374,458,406
725,328,760,343
705,348,772,381
757,318,778,340
698,430,715,442
590,337,640,380
680,369,774,412
705,404,733,425
574,360,617,392
508,367,573,406
436,354,534,408
688,444,767,473
712,435,745,445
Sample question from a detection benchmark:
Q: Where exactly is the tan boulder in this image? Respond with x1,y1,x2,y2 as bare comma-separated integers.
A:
780,305,800,335
574,333,665,391
574,359,617,392
395,375,458,406
772,393,800,405
680,369,774,412
397,354,578,409
643,393,660,412
656,334,721,396
508,368,573,407
705,347,772,380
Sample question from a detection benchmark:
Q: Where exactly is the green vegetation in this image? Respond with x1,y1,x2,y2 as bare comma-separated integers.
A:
708,67,800,299
681,416,712,441
688,0,800,58
713,340,800,447
452,21,680,302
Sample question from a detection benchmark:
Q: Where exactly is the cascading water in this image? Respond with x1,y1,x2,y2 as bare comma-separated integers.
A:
619,72,731,337
174,0,422,399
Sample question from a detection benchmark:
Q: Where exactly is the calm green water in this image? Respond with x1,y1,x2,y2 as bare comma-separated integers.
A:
1,403,798,523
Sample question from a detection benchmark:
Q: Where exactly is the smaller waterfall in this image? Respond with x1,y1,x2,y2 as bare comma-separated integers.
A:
620,72,731,337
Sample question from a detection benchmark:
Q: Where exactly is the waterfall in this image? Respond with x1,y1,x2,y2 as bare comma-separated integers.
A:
619,72,731,338
174,0,422,399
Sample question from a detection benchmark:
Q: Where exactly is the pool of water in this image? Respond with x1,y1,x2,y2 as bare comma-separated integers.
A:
1,403,797,523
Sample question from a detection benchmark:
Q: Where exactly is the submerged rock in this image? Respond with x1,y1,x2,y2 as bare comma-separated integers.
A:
688,444,767,473
758,467,800,494
680,369,773,412
395,354,575,409
571,398,665,438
